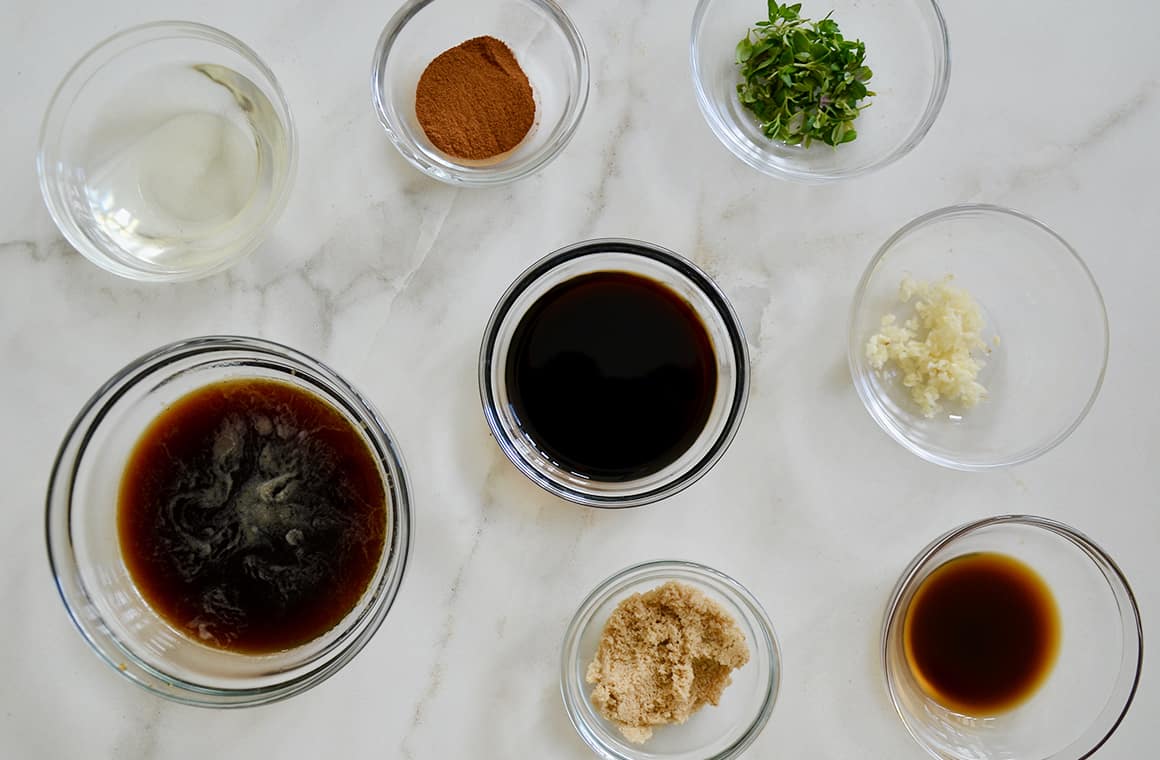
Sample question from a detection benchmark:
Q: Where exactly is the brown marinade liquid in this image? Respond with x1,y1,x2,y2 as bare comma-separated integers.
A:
117,378,387,654
505,271,717,481
904,552,1061,715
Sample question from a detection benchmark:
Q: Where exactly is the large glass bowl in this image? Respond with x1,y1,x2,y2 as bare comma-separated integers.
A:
37,22,297,281
848,205,1109,470
883,516,1143,760
372,0,589,185
45,336,412,707
561,560,781,760
691,0,949,182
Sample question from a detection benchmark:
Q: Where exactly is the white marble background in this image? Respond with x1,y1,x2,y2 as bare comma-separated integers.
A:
2,0,1157,757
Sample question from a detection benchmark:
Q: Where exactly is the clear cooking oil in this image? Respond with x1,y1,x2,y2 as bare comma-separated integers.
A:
80,63,290,272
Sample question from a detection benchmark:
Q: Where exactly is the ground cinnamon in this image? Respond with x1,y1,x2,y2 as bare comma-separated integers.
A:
415,36,536,161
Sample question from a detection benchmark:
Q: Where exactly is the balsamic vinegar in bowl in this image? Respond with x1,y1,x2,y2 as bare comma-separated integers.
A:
505,271,717,482
480,239,750,507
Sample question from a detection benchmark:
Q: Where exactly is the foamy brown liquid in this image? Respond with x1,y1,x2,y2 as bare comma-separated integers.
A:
118,378,387,654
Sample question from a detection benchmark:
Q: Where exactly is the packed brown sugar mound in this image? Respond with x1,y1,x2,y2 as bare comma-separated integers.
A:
586,581,750,744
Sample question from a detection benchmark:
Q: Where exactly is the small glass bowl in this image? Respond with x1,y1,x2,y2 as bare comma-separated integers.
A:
848,205,1108,470
561,560,781,760
690,0,949,182
372,0,589,186
45,336,412,707
37,22,297,281
479,239,750,507
882,516,1143,760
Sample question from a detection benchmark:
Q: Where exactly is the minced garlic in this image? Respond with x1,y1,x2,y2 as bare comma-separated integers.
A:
865,276,990,418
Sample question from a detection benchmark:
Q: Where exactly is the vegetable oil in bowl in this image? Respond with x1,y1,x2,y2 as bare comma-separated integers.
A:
76,63,290,272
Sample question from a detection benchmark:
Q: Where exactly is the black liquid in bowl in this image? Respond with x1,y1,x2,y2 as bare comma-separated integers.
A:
506,271,718,482
481,239,749,507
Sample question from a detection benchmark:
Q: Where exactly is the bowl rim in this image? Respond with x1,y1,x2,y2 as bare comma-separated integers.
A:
44,335,412,707
689,0,951,183
477,238,751,508
880,514,1144,760
847,203,1111,471
35,20,299,282
371,0,590,187
560,559,781,760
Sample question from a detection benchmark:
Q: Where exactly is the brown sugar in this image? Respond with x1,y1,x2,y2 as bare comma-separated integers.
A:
414,36,536,161
585,581,750,744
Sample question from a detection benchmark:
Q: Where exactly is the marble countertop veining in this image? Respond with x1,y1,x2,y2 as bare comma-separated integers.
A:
2,0,1158,758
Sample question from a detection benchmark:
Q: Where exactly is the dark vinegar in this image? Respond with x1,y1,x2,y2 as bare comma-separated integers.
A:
118,378,387,654
904,552,1061,715
506,271,717,481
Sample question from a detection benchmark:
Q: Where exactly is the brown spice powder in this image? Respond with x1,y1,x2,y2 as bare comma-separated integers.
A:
585,581,751,744
415,36,535,161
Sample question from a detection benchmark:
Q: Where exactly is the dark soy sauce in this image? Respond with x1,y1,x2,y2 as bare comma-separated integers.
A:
506,271,717,481
118,378,387,654
904,552,1061,715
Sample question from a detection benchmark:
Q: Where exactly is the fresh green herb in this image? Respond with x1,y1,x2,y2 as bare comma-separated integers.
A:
736,1,874,147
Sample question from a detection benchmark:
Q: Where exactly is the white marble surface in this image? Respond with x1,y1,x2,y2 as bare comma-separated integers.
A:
2,0,1157,757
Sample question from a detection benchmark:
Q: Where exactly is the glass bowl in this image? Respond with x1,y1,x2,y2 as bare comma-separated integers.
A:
372,0,589,186
848,204,1108,470
479,239,750,507
37,22,297,281
45,336,412,707
690,0,949,182
561,560,781,760
882,516,1143,760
